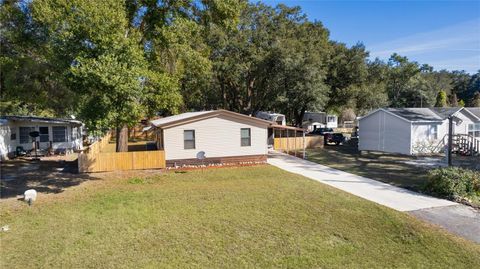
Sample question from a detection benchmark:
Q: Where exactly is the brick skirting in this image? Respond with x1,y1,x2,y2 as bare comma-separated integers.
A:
166,154,267,167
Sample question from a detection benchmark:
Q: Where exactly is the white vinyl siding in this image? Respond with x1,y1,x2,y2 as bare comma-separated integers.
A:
163,115,268,160
359,110,411,155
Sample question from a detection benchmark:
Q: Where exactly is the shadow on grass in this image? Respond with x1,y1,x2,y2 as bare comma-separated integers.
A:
1,159,100,199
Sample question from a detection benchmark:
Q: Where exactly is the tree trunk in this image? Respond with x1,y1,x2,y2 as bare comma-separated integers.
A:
296,108,306,127
116,125,129,152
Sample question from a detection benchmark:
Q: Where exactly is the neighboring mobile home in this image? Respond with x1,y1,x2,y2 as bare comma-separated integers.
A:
358,107,480,155
302,111,338,131
150,110,272,167
254,111,286,126
0,115,83,160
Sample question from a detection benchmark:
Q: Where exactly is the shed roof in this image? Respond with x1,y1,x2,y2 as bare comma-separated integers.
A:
0,115,83,125
150,109,273,129
383,108,444,122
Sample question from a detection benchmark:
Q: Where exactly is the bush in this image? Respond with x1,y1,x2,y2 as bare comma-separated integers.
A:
425,167,480,199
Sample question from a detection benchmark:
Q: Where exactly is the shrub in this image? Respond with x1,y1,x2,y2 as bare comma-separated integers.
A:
425,167,480,199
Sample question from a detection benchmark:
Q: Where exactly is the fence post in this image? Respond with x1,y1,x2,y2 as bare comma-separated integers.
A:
286,130,289,155
294,130,297,157
303,131,306,159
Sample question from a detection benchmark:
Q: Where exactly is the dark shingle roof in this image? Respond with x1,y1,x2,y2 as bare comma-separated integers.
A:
384,108,443,122
429,107,464,120
381,107,480,122
363,107,480,122
465,107,480,119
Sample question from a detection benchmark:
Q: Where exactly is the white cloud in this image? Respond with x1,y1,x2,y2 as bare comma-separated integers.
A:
368,19,480,73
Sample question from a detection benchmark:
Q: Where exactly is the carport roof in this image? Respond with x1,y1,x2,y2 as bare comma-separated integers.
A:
0,115,83,125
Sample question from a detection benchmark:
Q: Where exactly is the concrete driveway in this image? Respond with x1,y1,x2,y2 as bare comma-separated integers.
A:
268,151,480,243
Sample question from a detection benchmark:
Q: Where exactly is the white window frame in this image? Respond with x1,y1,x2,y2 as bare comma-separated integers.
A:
241,128,251,147
426,124,438,140
468,123,480,138
183,130,195,149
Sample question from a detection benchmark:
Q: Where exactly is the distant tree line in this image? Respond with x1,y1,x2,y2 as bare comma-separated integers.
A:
1,0,479,150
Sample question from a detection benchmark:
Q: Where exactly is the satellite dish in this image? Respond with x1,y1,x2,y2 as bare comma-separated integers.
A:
196,151,206,160
29,131,40,138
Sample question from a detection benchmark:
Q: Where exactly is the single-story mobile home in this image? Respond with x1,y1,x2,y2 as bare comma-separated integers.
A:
0,115,83,160
302,111,338,131
254,111,286,126
358,107,480,155
150,110,272,167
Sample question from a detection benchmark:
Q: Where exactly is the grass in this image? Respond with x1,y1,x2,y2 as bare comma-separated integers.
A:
306,145,430,192
1,166,479,268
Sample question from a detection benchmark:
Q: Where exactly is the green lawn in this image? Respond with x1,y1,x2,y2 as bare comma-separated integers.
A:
306,145,430,192
1,166,479,268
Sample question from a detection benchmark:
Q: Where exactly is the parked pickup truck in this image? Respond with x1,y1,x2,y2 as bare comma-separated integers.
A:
324,133,346,145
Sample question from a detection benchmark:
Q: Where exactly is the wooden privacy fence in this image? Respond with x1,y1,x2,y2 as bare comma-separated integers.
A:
78,131,166,173
86,131,112,155
273,136,324,153
78,150,166,173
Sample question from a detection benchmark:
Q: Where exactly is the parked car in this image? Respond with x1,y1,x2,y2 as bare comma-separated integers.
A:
310,128,334,136
324,133,345,145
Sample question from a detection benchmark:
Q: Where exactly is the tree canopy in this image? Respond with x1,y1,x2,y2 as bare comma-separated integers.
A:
2,0,480,149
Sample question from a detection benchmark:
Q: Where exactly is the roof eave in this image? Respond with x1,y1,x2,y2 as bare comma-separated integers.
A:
460,107,480,121
151,110,273,129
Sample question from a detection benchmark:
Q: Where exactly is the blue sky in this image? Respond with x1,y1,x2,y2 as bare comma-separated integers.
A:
260,0,480,73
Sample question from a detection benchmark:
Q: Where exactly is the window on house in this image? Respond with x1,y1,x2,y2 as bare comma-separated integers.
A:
39,127,49,142
428,125,438,140
10,132,16,140
241,128,251,146
468,123,480,138
184,130,195,149
327,116,336,123
19,127,35,144
52,126,67,142
427,125,438,140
